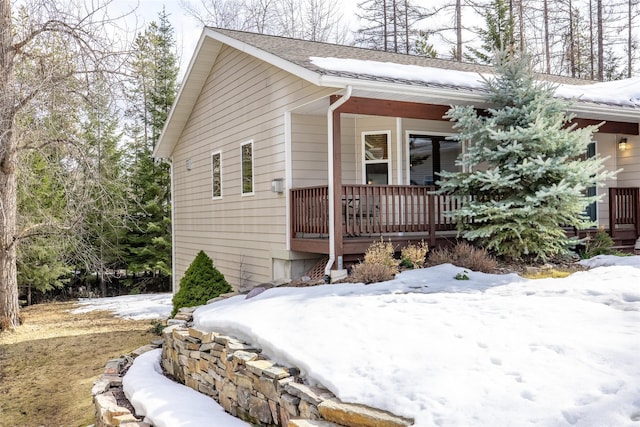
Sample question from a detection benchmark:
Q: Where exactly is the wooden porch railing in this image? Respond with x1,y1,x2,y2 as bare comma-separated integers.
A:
609,187,640,239
290,184,463,239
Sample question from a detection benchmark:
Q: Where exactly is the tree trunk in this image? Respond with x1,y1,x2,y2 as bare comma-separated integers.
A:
0,0,20,329
629,0,633,78
456,0,462,61
0,141,19,328
597,0,603,80
569,0,575,77
589,0,594,80
544,0,551,73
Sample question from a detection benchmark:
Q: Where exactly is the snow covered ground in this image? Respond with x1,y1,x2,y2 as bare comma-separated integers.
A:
72,292,173,320
80,256,640,426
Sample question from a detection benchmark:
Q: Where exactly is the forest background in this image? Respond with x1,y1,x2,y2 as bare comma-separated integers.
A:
1,0,638,328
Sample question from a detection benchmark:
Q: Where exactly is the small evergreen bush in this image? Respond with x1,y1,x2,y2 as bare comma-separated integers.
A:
350,238,399,284
427,242,498,273
582,228,621,258
400,241,429,269
171,250,232,317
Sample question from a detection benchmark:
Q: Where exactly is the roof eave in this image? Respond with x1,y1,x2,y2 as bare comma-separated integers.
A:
318,75,489,106
153,28,326,159
568,102,640,124
320,75,640,124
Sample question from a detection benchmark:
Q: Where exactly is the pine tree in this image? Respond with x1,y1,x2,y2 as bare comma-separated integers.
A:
438,52,615,262
414,30,438,58
78,84,127,297
123,10,177,281
171,251,231,316
16,151,72,305
466,0,517,64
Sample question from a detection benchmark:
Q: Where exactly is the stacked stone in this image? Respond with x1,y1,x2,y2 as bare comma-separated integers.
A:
161,323,414,427
93,343,162,427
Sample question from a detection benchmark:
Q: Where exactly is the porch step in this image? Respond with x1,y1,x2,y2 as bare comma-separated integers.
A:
608,244,636,255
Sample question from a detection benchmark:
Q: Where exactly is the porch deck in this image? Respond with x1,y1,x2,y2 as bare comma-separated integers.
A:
290,185,640,257
291,184,464,257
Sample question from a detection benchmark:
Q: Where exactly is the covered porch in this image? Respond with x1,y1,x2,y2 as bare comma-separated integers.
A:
286,93,640,271
290,184,640,258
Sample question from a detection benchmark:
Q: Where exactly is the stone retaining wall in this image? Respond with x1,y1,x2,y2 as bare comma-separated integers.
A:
92,305,413,427
93,343,161,427
161,322,414,427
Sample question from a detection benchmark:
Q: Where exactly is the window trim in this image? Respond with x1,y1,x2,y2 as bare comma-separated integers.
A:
404,131,458,185
211,150,222,200
241,140,255,196
361,131,391,185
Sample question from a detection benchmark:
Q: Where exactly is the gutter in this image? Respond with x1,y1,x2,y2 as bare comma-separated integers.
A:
324,85,353,280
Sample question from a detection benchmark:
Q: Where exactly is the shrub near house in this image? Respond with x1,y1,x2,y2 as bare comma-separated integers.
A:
171,251,232,317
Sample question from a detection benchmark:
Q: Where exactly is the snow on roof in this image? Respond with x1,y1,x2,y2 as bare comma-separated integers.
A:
311,56,640,107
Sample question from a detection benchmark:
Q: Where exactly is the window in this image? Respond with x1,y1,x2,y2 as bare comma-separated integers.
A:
585,142,597,221
407,134,461,186
362,132,390,184
211,151,221,199
241,141,254,194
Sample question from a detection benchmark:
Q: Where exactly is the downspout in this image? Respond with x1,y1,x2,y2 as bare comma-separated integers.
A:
324,85,353,279
168,159,177,294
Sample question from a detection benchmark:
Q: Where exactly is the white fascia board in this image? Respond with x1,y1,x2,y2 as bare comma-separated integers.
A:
320,75,640,124
568,102,640,124
154,30,222,158
317,75,488,106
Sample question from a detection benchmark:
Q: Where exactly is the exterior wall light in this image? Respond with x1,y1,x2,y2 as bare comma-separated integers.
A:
271,178,284,193
185,159,193,170
618,137,628,151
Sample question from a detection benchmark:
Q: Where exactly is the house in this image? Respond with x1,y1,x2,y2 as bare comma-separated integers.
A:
154,27,640,292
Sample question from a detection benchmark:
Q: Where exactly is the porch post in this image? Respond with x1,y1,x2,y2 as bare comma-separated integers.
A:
332,109,344,266
609,187,616,239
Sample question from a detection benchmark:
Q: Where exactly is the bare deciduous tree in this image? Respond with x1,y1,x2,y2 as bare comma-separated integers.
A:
181,0,349,42
0,0,128,329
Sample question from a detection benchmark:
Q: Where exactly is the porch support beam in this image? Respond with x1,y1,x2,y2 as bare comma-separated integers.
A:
330,96,450,121
330,96,640,135
570,118,639,135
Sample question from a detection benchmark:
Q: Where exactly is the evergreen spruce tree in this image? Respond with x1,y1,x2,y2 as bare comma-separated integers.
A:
438,52,615,261
465,0,517,64
16,151,72,305
172,251,232,316
79,84,127,296
124,10,177,281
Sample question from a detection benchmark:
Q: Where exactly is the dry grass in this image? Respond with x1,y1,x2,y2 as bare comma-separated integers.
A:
400,241,429,269
427,242,499,273
0,301,156,427
351,238,400,284
520,269,574,279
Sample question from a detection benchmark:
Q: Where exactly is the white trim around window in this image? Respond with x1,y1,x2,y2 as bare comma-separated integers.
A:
241,140,255,196
361,130,391,185
211,150,222,200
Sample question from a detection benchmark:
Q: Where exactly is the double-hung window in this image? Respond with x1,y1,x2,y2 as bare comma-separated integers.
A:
362,131,391,185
